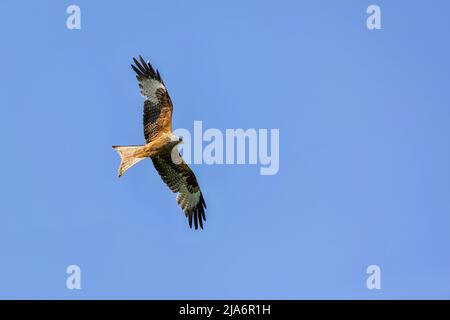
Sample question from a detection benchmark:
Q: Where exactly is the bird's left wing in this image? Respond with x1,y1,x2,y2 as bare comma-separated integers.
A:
131,55,173,143
151,151,207,230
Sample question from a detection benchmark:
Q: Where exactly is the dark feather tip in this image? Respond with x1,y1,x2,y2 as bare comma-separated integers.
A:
188,212,193,228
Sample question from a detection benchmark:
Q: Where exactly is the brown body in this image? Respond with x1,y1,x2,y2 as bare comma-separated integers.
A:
133,134,179,158
113,133,180,177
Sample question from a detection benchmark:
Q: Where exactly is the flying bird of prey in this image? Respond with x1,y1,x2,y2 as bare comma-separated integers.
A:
113,56,206,230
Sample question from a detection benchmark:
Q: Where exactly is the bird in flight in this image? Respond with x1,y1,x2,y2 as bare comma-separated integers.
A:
113,56,206,230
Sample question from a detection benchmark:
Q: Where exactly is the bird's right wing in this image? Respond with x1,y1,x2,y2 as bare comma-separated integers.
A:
131,55,173,143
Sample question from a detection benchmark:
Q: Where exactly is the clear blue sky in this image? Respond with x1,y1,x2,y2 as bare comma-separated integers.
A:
1,0,450,299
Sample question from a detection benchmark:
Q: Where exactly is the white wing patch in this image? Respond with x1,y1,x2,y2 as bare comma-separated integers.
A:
176,186,201,212
140,78,165,104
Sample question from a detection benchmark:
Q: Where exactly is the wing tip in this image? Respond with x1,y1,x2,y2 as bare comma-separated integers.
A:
186,193,206,230
131,54,164,84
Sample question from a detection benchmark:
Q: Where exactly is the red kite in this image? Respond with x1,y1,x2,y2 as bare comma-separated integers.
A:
113,56,206,230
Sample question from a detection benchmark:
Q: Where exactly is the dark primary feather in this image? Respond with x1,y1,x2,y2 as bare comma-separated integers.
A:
131,55,163,83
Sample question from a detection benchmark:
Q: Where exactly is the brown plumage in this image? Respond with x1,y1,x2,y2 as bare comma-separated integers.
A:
113,55,206,230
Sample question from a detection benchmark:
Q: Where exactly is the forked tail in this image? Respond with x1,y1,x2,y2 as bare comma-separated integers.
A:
112,145,146,177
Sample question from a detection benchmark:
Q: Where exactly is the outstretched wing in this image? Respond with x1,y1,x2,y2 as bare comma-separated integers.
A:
131,55,173,143
151,151,207,230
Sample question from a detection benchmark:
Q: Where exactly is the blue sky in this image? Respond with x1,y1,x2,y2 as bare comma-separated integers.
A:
1,0,450,299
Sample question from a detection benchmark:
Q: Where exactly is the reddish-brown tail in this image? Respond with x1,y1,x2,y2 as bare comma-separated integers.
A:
112,145,146,177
